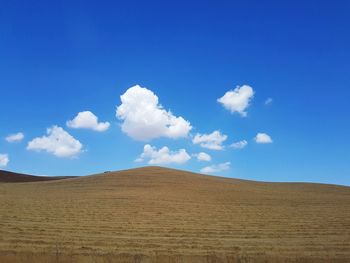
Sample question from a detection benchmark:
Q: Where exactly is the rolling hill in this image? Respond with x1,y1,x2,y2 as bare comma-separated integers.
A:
0,170,75,183
0,166,349,262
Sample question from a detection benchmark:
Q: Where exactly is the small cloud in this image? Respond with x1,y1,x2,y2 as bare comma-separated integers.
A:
255,133,273,144
200,162,230,174
217,85,254,117
5,132,24,143
116,85,192,141
230,140,248,149
264,97,273,105
27,126,83,158
136,144,191,165
0,154,9,167
194,152,211,162
192,130,227,150
67,111,110,132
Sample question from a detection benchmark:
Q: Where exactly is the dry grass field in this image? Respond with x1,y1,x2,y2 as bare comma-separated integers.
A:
0,166,349,262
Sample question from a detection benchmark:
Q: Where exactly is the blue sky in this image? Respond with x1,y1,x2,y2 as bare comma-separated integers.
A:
1,1,349,185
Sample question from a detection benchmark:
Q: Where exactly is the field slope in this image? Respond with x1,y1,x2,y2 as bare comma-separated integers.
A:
0,170,75,183
0,167,349,262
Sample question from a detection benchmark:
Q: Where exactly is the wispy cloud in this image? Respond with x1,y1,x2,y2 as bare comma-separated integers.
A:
200,162,231,174
0,154,9,167
230,140,248,149
264,97,273,105
5,132,24,143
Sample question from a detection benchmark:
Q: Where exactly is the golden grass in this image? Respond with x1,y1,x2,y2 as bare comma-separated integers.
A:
0,166,349,262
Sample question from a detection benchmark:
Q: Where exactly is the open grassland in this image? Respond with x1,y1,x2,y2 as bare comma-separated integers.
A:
0,167,349,262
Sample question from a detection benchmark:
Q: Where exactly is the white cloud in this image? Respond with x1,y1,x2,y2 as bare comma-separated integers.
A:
136,144,191,165
5,132,24,143
67,111,110,132
200,162,231,174
27,126,83,158
230,140,248,149
194,152,211,162
255,133,273,144
0,154,9,167
265,97,273,105
217,85,254,117
116,85,192,141
192,130,227,150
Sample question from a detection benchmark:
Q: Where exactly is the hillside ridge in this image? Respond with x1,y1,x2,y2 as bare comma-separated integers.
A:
2,166,349,188
0,170,75,183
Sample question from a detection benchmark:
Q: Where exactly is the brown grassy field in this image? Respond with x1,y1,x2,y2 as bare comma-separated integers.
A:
0,166,349,262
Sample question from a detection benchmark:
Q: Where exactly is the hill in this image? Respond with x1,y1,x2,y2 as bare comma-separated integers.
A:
0,166,349,262
0,170,75,183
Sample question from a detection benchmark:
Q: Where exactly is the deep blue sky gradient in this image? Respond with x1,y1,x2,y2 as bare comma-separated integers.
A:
1,1,349,185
